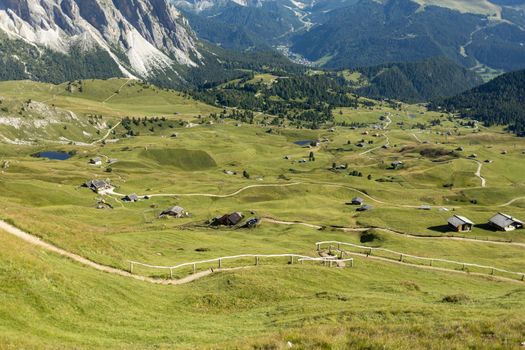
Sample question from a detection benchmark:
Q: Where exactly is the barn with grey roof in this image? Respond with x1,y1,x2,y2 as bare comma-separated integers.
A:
489,213,523,232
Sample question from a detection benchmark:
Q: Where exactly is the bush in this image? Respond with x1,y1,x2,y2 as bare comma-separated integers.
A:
442,294,470,304
360,230,383,243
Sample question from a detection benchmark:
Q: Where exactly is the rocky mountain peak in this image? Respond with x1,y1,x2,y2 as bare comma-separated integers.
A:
0,0,202,78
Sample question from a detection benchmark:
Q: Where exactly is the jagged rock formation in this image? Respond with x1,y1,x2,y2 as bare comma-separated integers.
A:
0,0,202,79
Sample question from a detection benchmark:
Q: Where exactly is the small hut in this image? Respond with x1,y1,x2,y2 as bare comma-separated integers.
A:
122,193,139,202
84,179,113,193
212,212,244,226
89,157,102,166
356,205,373,212
447,215,474,232
351,197,365,205
159,206,187,218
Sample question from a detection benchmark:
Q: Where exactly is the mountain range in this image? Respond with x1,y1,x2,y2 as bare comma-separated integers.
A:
180,0,525,73
0,0,524,98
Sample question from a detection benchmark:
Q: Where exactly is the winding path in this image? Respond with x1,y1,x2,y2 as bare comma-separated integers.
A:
0,219,346,286
109,182,303,198
358,116,391,156
473,160,486,188
0,220,222,285
90,121,121,145
261,218,525,248
499,196,525,207
1,217,522,287
412,133,422,143
110,178,525,212
102,78,133,104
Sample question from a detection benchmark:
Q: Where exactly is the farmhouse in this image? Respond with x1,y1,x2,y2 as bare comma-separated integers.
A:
84,179,113,193
489,213,523,231
122,193,139,202
447,215,474,232
159,206,187,218
89,157,102,166
212,212,244,226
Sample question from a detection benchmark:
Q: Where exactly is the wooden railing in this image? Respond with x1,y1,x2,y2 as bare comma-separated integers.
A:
129,254,354,278
316,241,525,281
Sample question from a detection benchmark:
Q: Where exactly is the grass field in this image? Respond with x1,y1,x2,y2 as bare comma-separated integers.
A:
0,79,524,349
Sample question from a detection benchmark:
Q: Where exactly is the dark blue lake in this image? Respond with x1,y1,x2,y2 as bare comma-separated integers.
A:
33,151,72,160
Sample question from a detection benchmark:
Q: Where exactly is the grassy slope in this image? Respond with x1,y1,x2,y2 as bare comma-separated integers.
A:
1,228,524,349
1,80,525,348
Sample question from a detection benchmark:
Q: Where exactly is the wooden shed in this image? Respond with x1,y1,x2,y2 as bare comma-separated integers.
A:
489,213,523,232
447,215,474,232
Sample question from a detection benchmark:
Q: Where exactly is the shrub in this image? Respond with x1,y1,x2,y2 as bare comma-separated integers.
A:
442,294,470,304
360,230,383,243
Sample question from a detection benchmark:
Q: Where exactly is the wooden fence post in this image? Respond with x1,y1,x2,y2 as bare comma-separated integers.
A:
316,243,320,251
255,256,259,266
429,259,433,267
521,274,524,281
218,259,222,269
170,268,173,279
290,256,294,265
399,254,403,262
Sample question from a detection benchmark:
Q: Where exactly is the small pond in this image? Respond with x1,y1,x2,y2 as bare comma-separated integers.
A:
293,140,316,146
33,151,72,161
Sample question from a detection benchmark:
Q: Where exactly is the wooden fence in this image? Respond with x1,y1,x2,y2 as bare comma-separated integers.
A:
316,241,525,281
129,254,354,278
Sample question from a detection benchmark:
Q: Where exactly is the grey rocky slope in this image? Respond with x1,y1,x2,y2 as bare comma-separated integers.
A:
0,0,202,80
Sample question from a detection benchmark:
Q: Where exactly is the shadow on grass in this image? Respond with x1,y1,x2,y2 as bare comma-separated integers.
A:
474,223,496,232
427,225,452,233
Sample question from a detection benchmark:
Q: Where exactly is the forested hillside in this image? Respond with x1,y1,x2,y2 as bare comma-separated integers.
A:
434,69,525,135
291,0,525,71
0,37,124,83
356,57,483,102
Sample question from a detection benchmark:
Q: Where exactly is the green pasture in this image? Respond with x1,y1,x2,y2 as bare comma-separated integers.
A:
1,79,525,349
